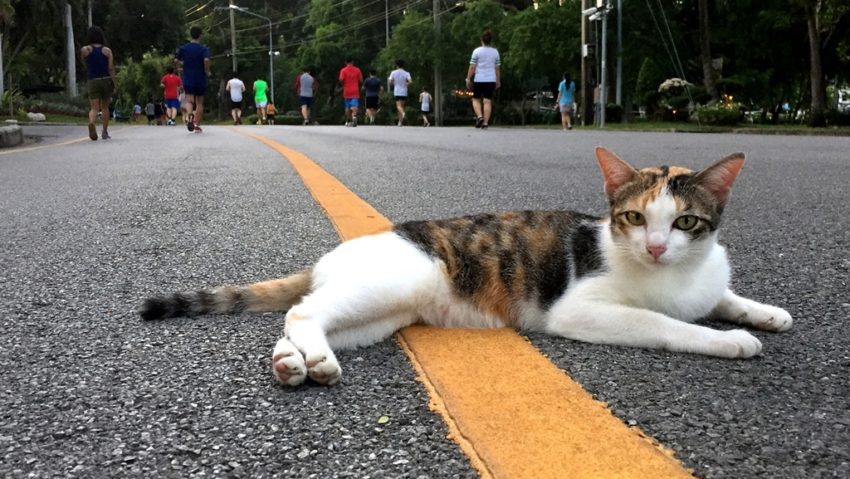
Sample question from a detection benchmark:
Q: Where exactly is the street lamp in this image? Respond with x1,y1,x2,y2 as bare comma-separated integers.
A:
230,4,274,104
583,1,613,127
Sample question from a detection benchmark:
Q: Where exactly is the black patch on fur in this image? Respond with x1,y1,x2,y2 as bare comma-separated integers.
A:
571,222,604,278
536,245,569,308
667,173,694,195
196,290,216,314
394,220,433,251
139,297,169,320
230,289,248,314
140,293,191,320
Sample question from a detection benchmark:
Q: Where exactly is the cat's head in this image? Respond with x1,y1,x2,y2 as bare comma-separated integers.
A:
595,147,744,267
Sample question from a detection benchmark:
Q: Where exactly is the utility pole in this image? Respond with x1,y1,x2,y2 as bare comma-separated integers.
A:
65,2,77,97
0,33,4,101
87,0,92,28
385,0,389,47
433,0,442,126
580,0,594,126
615,0,622,107
599,0,608,127
229,0,237,73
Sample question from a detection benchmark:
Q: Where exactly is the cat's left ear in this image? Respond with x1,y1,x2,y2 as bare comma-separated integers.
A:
694,152,746,206
595,147,638,200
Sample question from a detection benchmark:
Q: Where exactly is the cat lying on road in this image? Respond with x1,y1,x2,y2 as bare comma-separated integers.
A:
140,147,792,386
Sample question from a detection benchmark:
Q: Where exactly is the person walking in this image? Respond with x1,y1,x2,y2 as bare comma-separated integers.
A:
419,87,432,127
388,60,412,126
160,66,182,126
253,77,269,124
556,72,576,130
362,68,383,125
465,29,500,129
144,99,155,125
226,71,246,125
80,26,117,141
294,68,317,125
338,58,363,127
176,26,210,133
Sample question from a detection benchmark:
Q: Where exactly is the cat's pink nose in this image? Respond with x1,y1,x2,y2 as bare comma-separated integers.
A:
646,243,667,259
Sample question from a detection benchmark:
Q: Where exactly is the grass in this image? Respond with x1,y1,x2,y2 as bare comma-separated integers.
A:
529,119,850,136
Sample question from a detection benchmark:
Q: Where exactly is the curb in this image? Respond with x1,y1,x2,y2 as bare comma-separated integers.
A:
0,124,24,148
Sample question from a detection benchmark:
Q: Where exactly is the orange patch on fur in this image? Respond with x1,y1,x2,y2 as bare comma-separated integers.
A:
247,273,312,312
473,256,515,325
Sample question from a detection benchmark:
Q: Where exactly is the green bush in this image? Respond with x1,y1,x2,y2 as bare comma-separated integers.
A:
696,103,743,125
605,103,623,123
825,110,850,126
22,98,88,116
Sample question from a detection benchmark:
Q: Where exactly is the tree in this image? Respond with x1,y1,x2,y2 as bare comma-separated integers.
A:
698,0,719,103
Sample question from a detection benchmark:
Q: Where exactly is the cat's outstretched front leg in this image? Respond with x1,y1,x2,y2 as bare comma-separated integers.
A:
546,301,762,358
711,289,792,332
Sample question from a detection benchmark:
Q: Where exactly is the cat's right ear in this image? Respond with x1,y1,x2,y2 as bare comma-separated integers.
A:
595,147,638,199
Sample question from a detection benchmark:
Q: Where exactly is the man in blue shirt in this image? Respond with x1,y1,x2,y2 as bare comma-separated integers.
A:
176,26,210,133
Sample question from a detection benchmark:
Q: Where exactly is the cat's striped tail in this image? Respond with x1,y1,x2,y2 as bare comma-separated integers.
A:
139,271,312,321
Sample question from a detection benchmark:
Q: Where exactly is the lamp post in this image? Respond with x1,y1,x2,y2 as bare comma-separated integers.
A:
230,5,274,104
582,1,612,127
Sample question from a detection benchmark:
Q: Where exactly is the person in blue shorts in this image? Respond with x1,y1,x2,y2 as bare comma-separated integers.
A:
176,26,210,133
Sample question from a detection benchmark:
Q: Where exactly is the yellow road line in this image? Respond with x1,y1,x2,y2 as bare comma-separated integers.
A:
0,136,89,156
236,128,693,479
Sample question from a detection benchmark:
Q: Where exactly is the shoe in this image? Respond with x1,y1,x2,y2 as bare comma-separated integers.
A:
567,125,573,130
101,131,110,140
187,114,195,132
481,123,489,130
303,119,309,126
424,123,430,127
475,117,484,128
352,117,357,127
345,121,351,127
88,123,98,141
167,119,175,126
397,121,402,127
193,125,203,133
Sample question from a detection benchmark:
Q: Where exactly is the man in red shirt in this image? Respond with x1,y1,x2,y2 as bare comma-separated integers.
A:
338,58,363,127
160,66,182,126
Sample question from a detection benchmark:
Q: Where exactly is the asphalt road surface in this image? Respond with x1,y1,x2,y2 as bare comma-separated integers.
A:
1,123,848,478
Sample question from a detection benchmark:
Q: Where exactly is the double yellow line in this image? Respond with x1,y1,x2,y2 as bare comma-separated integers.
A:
237,129,693,479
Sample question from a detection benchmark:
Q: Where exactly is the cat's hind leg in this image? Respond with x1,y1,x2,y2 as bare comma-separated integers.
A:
273,232,438,386
272,337,308,386
711,289,793,332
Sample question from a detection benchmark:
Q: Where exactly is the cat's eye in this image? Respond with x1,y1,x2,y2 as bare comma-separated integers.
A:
674,215,699,231
623,211,646,226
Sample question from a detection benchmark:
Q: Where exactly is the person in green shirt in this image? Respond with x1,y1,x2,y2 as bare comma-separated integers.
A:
253,78,269,124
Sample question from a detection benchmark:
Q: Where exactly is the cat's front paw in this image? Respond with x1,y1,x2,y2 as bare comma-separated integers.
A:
305,352,342,386
710,329,762,358
745,305,793,332
272,338,307,386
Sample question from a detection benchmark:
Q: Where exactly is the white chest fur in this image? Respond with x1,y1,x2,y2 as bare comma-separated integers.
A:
566,227,730,322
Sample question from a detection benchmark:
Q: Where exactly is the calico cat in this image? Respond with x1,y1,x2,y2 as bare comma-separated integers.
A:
140,147,792,386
